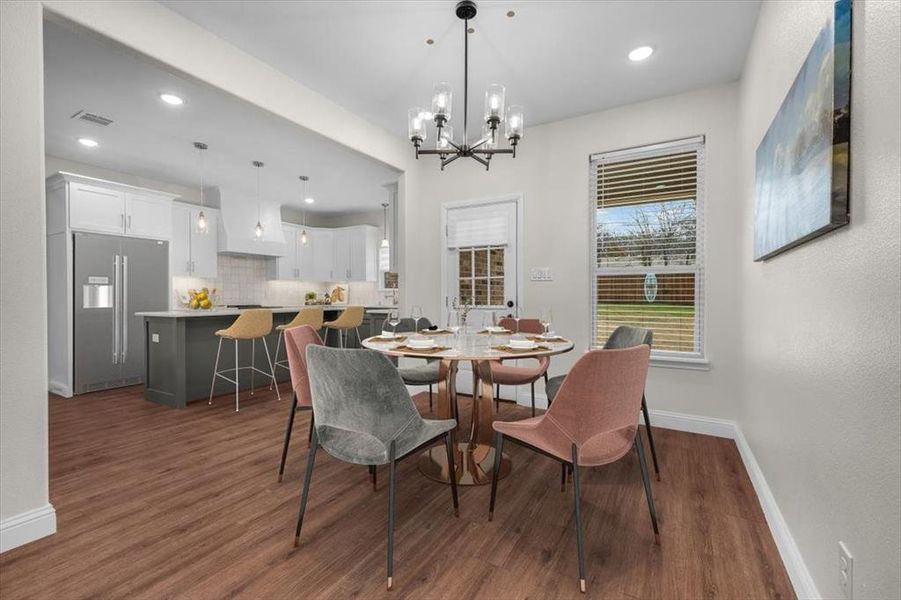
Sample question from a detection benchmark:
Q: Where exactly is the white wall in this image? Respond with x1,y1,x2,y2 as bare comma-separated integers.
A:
405,83,743,418
738,1,901,598
0,0,55,541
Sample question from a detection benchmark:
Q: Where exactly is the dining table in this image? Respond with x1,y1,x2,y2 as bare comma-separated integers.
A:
362,329,575,485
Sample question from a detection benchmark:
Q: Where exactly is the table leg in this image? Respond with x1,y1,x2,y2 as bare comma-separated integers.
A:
418,358,511,485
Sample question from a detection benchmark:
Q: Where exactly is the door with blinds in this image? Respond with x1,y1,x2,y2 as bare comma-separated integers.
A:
591,136,705,359
443,199,519,329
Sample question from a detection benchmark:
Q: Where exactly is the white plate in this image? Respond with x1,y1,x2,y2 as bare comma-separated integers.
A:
539,331,557,339
407,338,436,349
379,330,397,339
509,339,538,350
486,326,508,333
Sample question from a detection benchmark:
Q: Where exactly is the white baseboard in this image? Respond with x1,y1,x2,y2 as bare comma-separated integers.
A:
733,427,820,598
48,380,72,398
0,503,56,553
408,381,818,599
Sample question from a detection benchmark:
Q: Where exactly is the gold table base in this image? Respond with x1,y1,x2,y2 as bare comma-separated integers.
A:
418,443,511,485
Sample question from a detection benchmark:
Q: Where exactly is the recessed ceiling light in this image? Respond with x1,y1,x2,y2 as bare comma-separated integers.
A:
304,197,315,205
426,38,434,45
628,46,654,62
77,137,98,148
159,93,184,106
506,10,515,17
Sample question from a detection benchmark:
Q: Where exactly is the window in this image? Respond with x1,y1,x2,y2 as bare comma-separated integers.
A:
458,246,505,307
590,136,705,360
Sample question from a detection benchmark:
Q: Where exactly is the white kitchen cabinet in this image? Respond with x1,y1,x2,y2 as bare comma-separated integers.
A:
347,226,377,281
69,182,125,234
64,175,175,239
277,223,300,279
125,192,171,239
305,228,335,281
170,202,219,278
332,229,351,280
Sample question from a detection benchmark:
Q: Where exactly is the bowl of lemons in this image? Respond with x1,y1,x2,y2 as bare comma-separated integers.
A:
187,287,216,310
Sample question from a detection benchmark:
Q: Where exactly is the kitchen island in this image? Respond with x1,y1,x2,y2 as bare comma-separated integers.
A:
137,305,393,408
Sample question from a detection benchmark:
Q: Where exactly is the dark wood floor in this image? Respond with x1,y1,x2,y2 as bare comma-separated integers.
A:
0,383,793,599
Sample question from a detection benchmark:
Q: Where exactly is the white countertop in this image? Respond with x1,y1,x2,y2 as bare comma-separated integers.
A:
136,305,397,318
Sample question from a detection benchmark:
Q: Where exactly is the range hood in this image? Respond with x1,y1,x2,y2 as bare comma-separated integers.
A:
208,187,287,257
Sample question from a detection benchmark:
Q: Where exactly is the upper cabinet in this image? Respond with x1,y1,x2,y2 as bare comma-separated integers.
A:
52,173,176,240
124,191,171,239
276,224,376,283
171,202,218,278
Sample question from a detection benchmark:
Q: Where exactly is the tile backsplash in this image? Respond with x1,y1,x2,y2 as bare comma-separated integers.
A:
171,254,397,308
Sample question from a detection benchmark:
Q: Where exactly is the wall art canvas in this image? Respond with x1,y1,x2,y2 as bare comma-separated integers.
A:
753,0,852,261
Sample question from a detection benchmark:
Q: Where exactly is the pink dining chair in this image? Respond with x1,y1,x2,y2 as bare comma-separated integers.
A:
280,325,380,489
491,317,550,416
488,345,656,594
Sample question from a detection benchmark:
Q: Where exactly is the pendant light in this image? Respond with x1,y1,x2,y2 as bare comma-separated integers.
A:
299,175,309,245
193,142,208,234
380,201,390,249
252,160,264,240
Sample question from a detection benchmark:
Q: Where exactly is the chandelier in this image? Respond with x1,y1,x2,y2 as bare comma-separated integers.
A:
407,0,524,171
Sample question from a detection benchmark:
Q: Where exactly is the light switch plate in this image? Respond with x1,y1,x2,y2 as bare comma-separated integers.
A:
151,333,160,343
530,267,553,281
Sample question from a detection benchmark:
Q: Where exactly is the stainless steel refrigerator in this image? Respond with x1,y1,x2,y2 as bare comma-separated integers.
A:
73,232,168,394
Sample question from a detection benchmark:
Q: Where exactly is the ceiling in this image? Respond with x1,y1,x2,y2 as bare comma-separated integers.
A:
43,20,400,213
161,0,761,139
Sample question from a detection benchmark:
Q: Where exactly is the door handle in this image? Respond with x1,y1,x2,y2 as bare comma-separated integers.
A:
113,255,120,364
120,214,125,230
122,255,128,363
127,215,132,231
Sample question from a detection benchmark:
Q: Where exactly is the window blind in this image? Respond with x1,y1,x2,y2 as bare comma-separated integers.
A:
590,136,705,357
446,208,509,248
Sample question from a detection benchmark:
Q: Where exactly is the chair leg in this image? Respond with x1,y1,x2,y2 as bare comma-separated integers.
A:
531,381,536,417
445,432,459,516
208,337,223,405
495,384,500,412
277,393,298,482
386,441,397,590
641,394,661,480
271,330,283,390
369,465,377,491
250,338,256,395
561,462,567,492
544,372,552,407
261,336,280,401
488,431,504,521
293,429,319,546
635,432,660,544
339,329,345,349
307,413,314,447
571,444,586,593
429,384,433,411
234,339,240,412
355,327,362,347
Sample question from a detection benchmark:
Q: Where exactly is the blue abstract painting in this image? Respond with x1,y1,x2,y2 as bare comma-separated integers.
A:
754,0,851,261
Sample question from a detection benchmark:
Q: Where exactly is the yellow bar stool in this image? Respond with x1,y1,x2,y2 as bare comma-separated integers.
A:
323,305,364,348
272,306,324,374
208,309,281,411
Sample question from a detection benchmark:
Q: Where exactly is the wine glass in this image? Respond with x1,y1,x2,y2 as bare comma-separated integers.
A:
539,308,553,338
411,305,423,335
387,309,400,337
483,311,497,348
513,304,523,336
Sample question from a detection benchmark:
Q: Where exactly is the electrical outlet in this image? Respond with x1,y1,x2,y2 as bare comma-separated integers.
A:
529,267,553,281
839,541,853,600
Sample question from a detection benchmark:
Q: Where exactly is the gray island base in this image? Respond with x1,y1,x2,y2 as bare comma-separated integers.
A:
139,306,391,408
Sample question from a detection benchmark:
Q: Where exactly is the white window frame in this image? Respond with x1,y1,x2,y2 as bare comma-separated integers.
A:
589,136,709,369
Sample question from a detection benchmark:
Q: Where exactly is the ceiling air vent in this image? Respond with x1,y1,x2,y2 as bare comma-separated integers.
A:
70,110,114,126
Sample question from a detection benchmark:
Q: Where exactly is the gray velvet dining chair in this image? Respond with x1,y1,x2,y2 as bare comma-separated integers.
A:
293,345,459,590
382,316,442,412
545,325,661,478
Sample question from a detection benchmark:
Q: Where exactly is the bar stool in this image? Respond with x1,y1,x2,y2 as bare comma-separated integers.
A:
322,305,364,348
208,309,280,412
272,306,324,375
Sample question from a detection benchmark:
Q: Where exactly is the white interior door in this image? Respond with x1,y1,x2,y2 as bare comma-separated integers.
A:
442,197,520,329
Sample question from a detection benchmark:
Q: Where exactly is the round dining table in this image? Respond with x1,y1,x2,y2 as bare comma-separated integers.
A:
362,329,575,485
